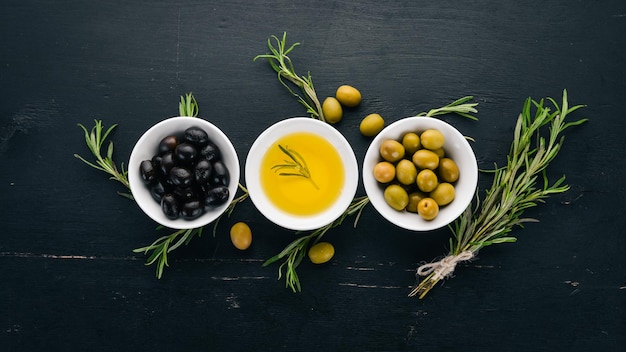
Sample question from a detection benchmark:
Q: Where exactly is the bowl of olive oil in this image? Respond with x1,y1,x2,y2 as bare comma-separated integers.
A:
245,118,358,231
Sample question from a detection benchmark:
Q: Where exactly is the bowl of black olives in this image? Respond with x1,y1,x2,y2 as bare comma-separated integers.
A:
128,116,240,229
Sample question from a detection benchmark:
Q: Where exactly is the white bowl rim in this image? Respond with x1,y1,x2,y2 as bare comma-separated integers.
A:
245,117,359,231
362,116,478,231
128,116,240,229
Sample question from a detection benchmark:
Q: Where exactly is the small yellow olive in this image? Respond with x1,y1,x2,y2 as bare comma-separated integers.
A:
420,129,445,150
384,184,409,211
402,132,421,155
432,147,445,159
308,242,335,264
359,113,385,137
412,149,440,170
406,191,428,213
322,97,343,124
417,198,439,220
230,222,252,250
335,85,362,107
395,159,417,185
416,169,438,192
430,182,456,206
379,139,405,162
438,157,460,182
373,161,396,183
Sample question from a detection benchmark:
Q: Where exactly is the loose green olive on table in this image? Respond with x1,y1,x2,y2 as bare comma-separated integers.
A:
230,221,252,250
359,113,385,137
373,128,460,221
335,85,362,107
322,97,343,124
308,242,335,264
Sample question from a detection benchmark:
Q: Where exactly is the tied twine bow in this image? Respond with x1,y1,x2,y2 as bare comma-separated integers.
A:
416,250,474,281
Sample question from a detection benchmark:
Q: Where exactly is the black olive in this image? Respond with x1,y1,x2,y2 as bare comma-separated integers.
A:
200,142,221,162
210,160,230,186
159,152,176,177
194,159,213,184
161,194,180,220
151,154,162,167
183,126,209,147
181,200,204,220
140,160,157,184
173,186,199,201
174,143,197,164
158,135,179,155
169,167,193,187
203,186,230,207
150,180,171,202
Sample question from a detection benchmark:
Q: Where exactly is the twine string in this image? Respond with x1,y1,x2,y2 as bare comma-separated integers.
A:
416,251,474,281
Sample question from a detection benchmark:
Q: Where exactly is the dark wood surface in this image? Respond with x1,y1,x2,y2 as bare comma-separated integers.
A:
1,1,624,351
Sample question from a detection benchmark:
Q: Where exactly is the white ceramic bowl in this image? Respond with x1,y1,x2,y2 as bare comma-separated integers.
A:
245,117,358,231
362,116,478,231
128,116,240,229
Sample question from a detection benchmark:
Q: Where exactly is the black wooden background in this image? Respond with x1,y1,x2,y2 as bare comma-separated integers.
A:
1,1,624,351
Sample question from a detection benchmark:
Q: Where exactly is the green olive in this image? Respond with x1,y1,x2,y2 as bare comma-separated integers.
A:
412,149,440,170
322,97,343,124
417,198,439,220
420,129,445,150
230,222,252,250
406,191,428,213
380,139,405,162
416,169,438,192
308,242,335,264
360,113,385,137
373,161,396,183
438,157,460,182
335,85,362,107
402,132,421,155
431,182,456,206
384,184,409,211
432,147,445,159
395,159,417,185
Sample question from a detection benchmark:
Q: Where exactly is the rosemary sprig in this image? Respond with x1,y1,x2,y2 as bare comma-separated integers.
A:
74,120,131,198
254,32,325,122
418,96,479,120
179,92,199,117
263,196,369,292
409,90,587,299
271,144,319,189
133,227,203,278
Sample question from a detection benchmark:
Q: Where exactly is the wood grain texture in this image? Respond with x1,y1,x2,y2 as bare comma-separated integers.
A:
1,0,624,351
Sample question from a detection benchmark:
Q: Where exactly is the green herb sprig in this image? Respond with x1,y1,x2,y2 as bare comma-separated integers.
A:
254,32,325,122
263,196,370,292
409,90,587,299
74,120,131,198
179,92,199,117
271,144,319,189
419,96,479,120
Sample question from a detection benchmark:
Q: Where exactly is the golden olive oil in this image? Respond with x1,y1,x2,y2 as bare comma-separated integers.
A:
260,132,344,216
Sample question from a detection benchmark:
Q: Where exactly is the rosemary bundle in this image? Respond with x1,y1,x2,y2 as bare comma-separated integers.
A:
409,90,587,299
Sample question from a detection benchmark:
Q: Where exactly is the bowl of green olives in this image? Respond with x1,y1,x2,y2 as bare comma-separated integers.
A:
128,116,240,229
362,116,478,231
